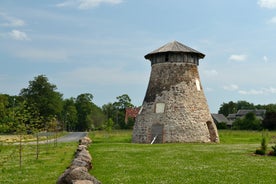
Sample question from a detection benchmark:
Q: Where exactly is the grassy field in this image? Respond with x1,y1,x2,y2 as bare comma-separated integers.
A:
89,130,276,184
1,130,276,183
0,141,77,184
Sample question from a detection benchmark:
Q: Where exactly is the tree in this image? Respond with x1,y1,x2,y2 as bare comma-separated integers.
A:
102,94,134,129
62,98,78,131
13,100,31,168
261,104,276,113
218,101,237,116
112,94,134,129
0,94,11,133
262,112,276,130
236,100,255,110
232,112,262,130
0,94,9,119
104,118,114,132
0,94,25,133
75,93,94,131
218,100,255,116
19,75,63,130
89,103,105,130
102,102,118,129
113,94,134,110
102,102,117,120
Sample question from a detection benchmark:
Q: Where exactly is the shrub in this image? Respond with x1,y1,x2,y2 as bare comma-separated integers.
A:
255,148,266,155
270,145,276,156
232,112,262,130
255,131,268,155
217,122,227,129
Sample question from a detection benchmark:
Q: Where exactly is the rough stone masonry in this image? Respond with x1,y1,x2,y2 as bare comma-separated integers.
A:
57,136,101,184
132,41,219,144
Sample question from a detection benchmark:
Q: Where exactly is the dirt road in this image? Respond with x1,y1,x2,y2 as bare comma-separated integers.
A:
57,132,87,143
25,132,87,144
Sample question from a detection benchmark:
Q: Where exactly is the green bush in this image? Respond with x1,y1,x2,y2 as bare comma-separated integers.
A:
255,131,268,155
255,148,266,155
270,145,276,156
232,112,262,130
217,122,227,129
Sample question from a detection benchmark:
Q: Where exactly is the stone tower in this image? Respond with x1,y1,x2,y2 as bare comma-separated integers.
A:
132,41,219,143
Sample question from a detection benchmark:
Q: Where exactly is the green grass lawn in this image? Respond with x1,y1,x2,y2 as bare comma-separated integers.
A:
89,130,276,184
1,130,276,184
0,142,77,184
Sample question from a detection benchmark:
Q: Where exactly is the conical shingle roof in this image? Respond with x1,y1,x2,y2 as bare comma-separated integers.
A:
145,41,205,59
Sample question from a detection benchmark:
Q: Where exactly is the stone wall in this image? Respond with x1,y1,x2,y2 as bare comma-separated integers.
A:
57,137,101,184
132,62,219,143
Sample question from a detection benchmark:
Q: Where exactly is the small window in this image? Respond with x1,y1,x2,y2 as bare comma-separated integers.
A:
155,103,165,113
165,54,169,62
195,79,201,91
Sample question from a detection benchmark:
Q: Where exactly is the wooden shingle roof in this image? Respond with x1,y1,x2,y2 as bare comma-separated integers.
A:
145,40,205,59
211,113,231,125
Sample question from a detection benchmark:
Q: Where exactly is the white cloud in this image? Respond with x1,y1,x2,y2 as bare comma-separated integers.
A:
266,87,276,93
223,84,239,91
9,30,29,41
263,56,268,62
258,0,276,9
229,54,247,62
56,0,123,9
59,66,148,87
238,87,276,95
203,69,218,77
15,48,68,60
267,16,276,23
56,0,75,7
205,87,214,92
0,12,25,27
238,89,264,95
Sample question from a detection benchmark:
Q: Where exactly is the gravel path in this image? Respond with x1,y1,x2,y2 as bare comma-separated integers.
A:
57,132,87,143
22,132,88,145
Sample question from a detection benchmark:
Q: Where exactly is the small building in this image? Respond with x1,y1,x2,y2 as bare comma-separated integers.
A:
125,107,141,124
235,109,266,120
227,109,266,123
227,113,237,125
211,113,231,127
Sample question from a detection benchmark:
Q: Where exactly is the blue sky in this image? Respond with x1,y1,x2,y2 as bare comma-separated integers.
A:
1,0,276,112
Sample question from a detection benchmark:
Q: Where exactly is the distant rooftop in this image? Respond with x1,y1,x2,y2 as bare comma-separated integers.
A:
236,109,266,117
145,40,205,59
211,113,232,126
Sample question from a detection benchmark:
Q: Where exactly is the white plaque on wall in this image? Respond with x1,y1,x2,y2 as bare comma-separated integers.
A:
155,103,165,113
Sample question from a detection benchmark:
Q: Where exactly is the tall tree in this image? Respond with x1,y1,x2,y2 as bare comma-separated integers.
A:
19,75,63,130
0,94,21,133
112,94,134,129
0,94,9,124
262,112,276,130
89,103,106,130
75,93,93,131
102,103,116,119
218,101,237,116
62,98,78,131
261,104,276,113
218,100,255,116
236,100,255,110
113,94,134,110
